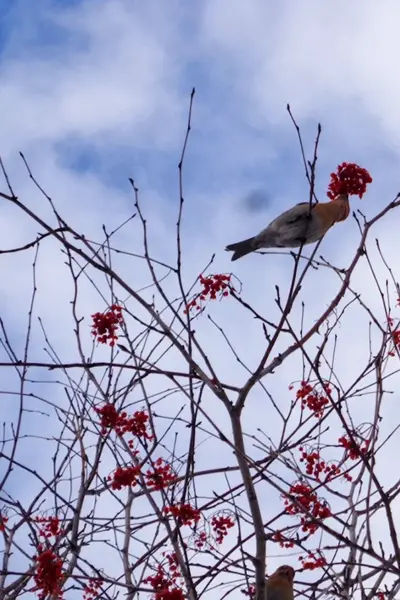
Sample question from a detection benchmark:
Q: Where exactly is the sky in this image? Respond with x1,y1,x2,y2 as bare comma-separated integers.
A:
2,1,400,598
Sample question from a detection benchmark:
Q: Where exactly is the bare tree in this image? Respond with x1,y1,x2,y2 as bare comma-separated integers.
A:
0,92,400,600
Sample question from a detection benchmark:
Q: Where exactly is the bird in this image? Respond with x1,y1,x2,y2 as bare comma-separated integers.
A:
225,193,350,261
266,565,295,600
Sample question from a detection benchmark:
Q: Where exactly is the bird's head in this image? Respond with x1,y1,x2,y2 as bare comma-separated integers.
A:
273,565,295,583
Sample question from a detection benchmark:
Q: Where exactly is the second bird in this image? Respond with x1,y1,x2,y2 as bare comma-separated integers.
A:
225,193,350,261
266,565,295,600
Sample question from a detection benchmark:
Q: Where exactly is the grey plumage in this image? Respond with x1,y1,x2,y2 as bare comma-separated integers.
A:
226,202,316,261
225,195,349,261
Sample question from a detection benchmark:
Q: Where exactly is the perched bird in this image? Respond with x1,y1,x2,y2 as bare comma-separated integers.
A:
225,193,350,261
266,565,295,600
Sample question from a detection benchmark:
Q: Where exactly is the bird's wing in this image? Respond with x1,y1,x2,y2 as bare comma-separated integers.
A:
253,202,320,249
256,203,313,236
268,202,316,230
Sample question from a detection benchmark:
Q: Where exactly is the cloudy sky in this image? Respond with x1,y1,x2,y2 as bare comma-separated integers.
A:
1,1,400,598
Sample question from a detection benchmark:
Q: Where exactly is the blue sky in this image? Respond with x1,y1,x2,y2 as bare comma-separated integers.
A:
2,0,400,598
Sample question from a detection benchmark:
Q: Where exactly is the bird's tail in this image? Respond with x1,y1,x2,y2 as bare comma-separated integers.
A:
225,237,256,261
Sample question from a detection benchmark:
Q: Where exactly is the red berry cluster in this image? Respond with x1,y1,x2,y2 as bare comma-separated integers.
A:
163,552,180,582
211,514,235,544
163,503,201,526
33,545,64,600
108,459,176,492
299,448,350,482
193,530,208,550
338,434,369,460
376,591,387,600
241,584,256,597
390,329,400,356
99,407,175,492
299,449,325,478
95,403,153,442
184,274,232,313
145,458,176,491
284,482,331,535
299,552,326,570
387,316,400,356
144,559,185,600
294,381,330,418
154,591,185,600
83,577,103,600
272,530,295,549
109,465,141,490
327,162,372,200
91,304,123,346
0,515,8,532
35,516,63,538
31,514,67,599
302,448,352,483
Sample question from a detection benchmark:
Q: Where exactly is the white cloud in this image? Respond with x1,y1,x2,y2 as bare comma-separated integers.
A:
201,0,400,144
0,0,188,156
